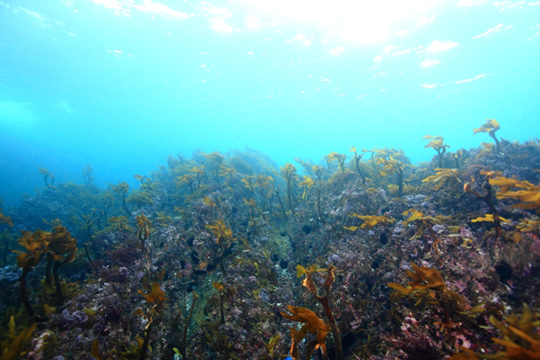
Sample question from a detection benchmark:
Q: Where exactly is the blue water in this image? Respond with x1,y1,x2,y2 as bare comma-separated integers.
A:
1,0,539,207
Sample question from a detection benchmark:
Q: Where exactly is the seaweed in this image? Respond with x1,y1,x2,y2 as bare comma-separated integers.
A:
13,229,49,318
491,175,540,211
464,171,503,237
280,163,299,215
136,281,169,360
450,304,540,359
82,164,94,185
370,148,408,197
402,209,444,254
204,152,225,186
38,167,55,188
205,220,235,274
474,119,501,152
325,152,347,174
45,226,77,304
281,305,331,360
422,168,461,191
345,214,394,231
388,263,466,332
424,135,450,168
0,318,36,360
350,147,367,184
136,213,152,253
113,181,131,217
4,119,540,360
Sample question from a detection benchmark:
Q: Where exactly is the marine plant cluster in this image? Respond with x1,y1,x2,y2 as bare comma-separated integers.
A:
1,119,540,359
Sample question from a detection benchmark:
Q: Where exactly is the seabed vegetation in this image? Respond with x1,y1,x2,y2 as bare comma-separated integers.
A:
1,119,540,359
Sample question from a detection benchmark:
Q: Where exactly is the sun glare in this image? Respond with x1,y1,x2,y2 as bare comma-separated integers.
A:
89,0,448,45
238,0,443,44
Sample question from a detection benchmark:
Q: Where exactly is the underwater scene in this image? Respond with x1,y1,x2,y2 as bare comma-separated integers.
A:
1,0,540,359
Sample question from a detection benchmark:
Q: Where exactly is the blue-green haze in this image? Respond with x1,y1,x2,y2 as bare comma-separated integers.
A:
1,0,539,206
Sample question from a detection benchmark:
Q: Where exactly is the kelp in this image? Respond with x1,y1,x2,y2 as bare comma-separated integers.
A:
350,147,367,184
113,181,131,217
204,152,225,186
0,319,37,360
281,305,331,360
474,119,501,152
464,171,503,237
298,176,314,200
13,229,50,318
205,220,235,273
374,149,406,197
389,263,467,339
346,214,394,230
325,151,347,174
82,164,94,185
136,281,169,360
471,214,510,224
265,334,280,357
298,264,343,360
422,168,461,191
402,209,443,253
45,226,78,304
450,304,540,360
0,210,13,227
280,163,298,214
424,135,450,168
136,213,152,252
388,263,445,295
490,176,540,211
38,167,55,188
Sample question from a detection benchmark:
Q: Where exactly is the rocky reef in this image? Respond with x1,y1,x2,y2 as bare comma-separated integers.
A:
1,122,540,360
